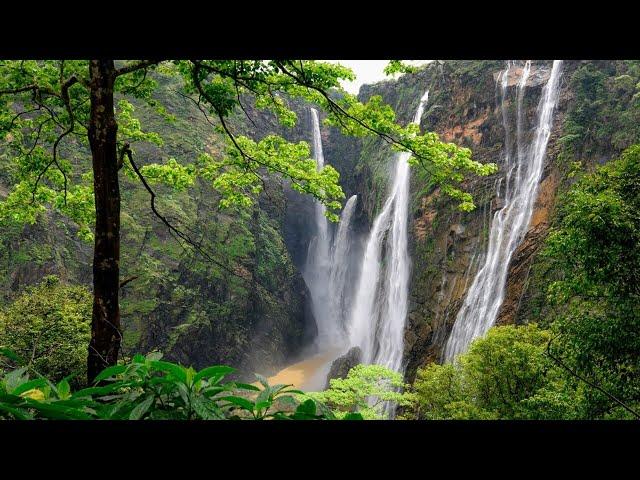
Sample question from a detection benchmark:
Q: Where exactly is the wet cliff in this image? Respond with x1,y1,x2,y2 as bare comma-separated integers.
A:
325,60,640,382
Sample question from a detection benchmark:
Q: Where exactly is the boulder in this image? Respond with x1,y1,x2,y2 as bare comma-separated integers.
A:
324,346,362,389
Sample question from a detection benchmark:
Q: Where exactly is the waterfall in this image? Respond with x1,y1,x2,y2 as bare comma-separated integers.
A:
349,90,430,372
443,60,564,362
327,194,358,335
303,108,333,348
304,109,358,351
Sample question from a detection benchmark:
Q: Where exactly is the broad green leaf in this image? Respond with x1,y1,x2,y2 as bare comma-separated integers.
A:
129,396,154,420
149,360,187,382
11,378,48,396
296,399,316,416
193,366,235,384
256,386,271,406
254,401,271,413
175,382,191,405
93,364,127,384
3,368,28,392
220,395,254,411
342,412,364,420
192,396,221,420
56,379,71,400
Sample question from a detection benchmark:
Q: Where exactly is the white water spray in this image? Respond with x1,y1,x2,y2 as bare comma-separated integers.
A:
443,60,563,362
349,90,430,372
304,109,359,350
303,108,333,347
327,194,358,336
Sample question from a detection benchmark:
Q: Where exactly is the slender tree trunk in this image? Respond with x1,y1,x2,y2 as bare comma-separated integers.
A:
87,60,121,384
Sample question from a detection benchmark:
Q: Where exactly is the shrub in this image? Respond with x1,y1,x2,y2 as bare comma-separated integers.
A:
0,275,91,387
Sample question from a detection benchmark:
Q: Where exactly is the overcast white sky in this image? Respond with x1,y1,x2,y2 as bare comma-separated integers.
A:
326,60,432,94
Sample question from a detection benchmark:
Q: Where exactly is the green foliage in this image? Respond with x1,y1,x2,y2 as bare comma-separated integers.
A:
411,325,581,419
546,145,640,299
308,364,412,420
384,60,422,76
0,350,358,420
0,59,496,235
543,145,640,417
559,61,640,164
0,275,91,387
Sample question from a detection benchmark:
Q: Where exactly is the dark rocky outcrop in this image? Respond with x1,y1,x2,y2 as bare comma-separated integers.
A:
325,346,362,389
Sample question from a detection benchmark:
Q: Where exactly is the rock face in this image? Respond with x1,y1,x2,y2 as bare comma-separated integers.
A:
326,60,640,383
325,346,362,389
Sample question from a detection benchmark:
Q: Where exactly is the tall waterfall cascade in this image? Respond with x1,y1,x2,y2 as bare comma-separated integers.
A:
348,90,430,373
443,60,564,362
303,108,358,351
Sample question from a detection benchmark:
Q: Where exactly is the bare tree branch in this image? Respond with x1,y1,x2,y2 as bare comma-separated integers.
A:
122,143,259,286
119,275,139,289
114,60,163,78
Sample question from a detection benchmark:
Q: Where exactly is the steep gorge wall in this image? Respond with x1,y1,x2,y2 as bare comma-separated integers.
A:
327,60,640,382
0,73,319,378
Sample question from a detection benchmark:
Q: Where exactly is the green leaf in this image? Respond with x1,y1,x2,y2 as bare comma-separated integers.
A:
132,354,146,364
56,379,71,399
24,400,93,420
193,366,235,384
296,399,316,416
220,395,254,412
232,382,260,392
176,382,191,405
278,388,305,396
149,360,187,382
254,401,271,412
202,386,226,398
3,367,28,392
11,378,48,396
129,396,154,420
256,386,271,406
342,412,364,420
192,396,221,420
268,384,292,396
93,364,127,384
254,373,270,389
0,348,24,365
0,403,31,420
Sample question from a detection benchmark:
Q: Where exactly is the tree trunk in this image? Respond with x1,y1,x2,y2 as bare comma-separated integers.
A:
87,60,121,384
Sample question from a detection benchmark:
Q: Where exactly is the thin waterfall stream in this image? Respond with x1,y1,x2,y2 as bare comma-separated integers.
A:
348,90,430,372
443,60,564,362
